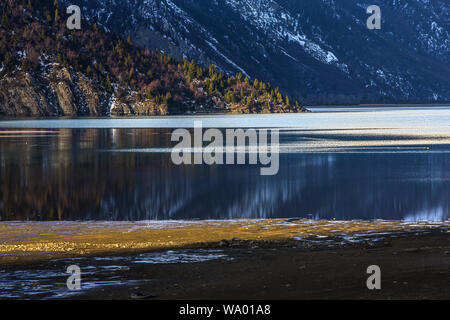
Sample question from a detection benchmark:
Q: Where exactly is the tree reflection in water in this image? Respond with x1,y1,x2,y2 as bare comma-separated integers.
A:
0,128,449,221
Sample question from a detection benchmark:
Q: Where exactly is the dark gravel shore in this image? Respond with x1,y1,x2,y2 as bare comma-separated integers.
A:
67,229,448,300
1,229,448,300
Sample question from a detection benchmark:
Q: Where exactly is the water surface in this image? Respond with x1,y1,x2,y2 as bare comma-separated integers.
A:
1,107,449,221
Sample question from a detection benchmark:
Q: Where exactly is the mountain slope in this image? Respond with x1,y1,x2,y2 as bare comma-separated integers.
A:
63,0,450,104
0,0,305,117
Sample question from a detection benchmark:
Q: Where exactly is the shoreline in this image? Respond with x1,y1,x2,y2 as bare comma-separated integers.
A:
1,219,448,266
0,104,449,121
0,228,448,300
307,103,450,108
80,230,450,300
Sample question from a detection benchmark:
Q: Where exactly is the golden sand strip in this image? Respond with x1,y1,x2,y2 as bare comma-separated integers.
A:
0,219,448,265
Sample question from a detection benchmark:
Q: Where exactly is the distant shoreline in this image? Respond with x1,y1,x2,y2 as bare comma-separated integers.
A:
3,104,450,121
307,103,450,108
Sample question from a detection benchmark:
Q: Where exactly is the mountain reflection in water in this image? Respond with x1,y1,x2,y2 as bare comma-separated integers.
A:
0,126,449,222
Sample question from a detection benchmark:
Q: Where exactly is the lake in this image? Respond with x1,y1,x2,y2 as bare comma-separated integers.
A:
1,106,450,222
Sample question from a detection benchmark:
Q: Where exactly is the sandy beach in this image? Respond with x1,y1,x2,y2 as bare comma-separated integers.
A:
1,219,449,264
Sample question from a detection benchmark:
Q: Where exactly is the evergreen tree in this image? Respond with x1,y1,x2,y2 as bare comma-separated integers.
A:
259,82,266,91
1,14,10,28
21,59,28,71
277,92,283,104
46,11,52,23
187,59,196,80
182,58,189,72
4,52,12,71
246,96,252,107
208,64,216,77
196,66,204,79
55,8,60,24
127,35,133,46
208,81,214,94
236,72,243,83
106,74,112,93
146,69,153,79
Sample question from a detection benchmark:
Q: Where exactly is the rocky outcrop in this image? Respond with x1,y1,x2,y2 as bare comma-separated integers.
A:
77,75,109,116
50,68,77,116
0,67,102,117
109,95,168,116
0,71,54,116
0,66,173,117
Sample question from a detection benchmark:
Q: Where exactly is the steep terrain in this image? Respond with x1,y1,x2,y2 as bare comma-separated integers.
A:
0,0,305,117
62,0,450,104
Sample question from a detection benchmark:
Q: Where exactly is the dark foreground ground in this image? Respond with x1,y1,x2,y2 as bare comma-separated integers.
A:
1,229,449,300
75,230,449,300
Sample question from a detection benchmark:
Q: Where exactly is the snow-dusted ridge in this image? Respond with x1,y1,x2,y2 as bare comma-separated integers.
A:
60,0,450,104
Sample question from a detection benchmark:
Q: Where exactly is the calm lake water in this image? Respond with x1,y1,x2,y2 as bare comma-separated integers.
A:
1,107,450,222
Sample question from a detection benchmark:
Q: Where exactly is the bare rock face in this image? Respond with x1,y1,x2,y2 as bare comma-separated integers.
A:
76,74,109,116
0,66,176,117
0,71,52,116
0,66,115,117
51,68,77,116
